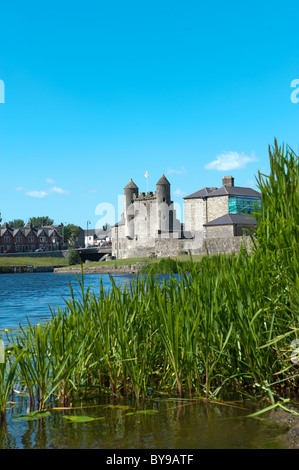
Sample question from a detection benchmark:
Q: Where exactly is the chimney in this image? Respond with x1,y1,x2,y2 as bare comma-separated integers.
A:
222,176,234,187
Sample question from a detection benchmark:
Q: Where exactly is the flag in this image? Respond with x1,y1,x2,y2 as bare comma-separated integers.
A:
145,170,149,178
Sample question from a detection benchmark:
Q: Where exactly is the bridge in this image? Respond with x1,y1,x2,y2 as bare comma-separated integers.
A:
78,245,112,262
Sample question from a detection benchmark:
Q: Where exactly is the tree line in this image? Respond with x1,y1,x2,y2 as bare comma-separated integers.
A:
7,217,80,245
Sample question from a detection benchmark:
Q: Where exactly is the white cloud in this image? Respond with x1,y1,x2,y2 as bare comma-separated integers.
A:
204,151,258,171
46,178,55,184
173,188,187,198
15,186,25,191
88,189,98,194
167,166,188,175
49,186,69,195
25,190,49,199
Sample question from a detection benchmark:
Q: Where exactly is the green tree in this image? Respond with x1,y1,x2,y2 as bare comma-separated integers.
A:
59,224,80,245
67,248,80,266
29,216,54,228
8,219,25,227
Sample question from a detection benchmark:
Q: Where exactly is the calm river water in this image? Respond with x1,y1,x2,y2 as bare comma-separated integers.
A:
0,272,139,329
0,273,292,450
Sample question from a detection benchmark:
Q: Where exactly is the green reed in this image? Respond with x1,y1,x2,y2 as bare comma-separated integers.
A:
1,139,298,412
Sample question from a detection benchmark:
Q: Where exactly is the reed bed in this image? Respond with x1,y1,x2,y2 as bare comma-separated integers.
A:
0,139,298,418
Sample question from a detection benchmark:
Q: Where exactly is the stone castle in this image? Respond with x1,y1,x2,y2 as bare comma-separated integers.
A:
112,174,261,259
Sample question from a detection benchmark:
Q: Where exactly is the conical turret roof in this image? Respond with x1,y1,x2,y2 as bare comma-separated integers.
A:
124,179,138,190
156,174,170,185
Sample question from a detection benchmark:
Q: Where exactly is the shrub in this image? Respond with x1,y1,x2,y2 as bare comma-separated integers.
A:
67,249,80,266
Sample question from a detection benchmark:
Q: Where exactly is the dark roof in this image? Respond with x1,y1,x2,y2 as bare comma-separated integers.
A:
206,185,261,198
184,184,261,200
184,187,217,199
124,179,138,190
156,174,170,185
84,229,111,238
0,225,62,237
203,213,257,227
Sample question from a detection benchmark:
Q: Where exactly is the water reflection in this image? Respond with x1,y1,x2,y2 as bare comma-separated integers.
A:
0,395,286,449
0,273,289,450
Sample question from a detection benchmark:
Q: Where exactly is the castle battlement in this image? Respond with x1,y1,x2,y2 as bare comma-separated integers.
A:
113,174,261,259
133,191,156,201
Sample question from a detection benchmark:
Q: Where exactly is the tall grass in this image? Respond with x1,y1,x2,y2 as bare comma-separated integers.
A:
0,139,298,418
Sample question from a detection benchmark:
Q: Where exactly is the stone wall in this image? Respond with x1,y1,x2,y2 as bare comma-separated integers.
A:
205,225,234,238
184,199,206,232
206,196,229,222
201,236,254,255
0,250,68,259
112,229,253,259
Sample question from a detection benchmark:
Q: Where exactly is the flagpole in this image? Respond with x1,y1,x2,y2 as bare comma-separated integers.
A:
145,170,149,193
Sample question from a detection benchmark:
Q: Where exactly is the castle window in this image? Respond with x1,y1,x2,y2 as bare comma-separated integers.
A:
229,197,261,215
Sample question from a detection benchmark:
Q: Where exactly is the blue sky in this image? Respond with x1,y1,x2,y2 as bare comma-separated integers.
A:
0,0,299,229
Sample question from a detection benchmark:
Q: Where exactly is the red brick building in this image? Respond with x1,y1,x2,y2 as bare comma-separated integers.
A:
0,222,63,253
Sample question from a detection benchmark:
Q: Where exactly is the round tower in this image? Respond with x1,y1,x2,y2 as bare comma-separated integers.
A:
156,174,171,205
156,174,172,233
124,179,138,239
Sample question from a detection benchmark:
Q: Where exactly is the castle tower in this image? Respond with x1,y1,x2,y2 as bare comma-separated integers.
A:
124,179,138,240
156,174,173,233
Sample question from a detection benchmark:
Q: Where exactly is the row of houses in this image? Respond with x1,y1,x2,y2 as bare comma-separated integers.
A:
0,222,63,253
0,222,112,253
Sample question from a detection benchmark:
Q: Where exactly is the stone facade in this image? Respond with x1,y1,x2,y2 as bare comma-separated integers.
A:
206,195,229,223
184,199,205,233
112,174,261,259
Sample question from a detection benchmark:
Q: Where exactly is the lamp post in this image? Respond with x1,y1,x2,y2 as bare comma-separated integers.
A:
87,220,91,247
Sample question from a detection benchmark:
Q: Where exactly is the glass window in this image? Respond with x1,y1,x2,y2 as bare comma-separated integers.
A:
229,197,261,214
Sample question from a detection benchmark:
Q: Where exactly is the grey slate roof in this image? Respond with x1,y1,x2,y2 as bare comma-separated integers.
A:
84,229,112,238
203,213,257,226
156,174,170,185
184,187,217,199
124,179,138,190
184,185,261,200
0,225,62,237
206,185,261,198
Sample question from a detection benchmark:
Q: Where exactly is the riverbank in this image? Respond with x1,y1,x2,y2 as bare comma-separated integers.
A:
54,263,145,274
53,254,205,274
0,255,67,273
0,265,65,273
